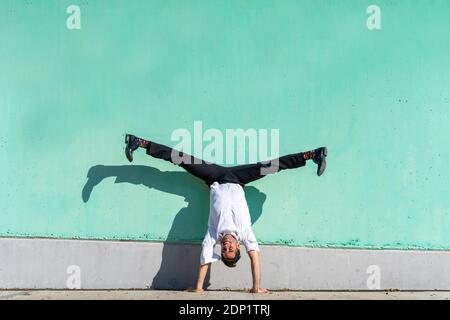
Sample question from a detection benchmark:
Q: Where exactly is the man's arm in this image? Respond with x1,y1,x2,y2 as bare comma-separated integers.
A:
248,250,268,293
187,225,218,293
187,263,210,293
195,263,210,292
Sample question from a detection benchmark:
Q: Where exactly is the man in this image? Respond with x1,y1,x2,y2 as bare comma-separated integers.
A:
124,134,327,293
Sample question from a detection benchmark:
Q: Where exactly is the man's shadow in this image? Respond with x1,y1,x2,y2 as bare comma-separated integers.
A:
82,165,267,289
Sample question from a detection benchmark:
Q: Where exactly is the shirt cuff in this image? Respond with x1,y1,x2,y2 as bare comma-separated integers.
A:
200,252,221,265
244,242,260,252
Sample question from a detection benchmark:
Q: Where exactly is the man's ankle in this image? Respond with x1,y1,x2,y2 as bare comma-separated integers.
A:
302,150,315,160
137,137,150,149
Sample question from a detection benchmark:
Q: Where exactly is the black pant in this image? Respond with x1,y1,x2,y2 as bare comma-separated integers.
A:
146,141,306,186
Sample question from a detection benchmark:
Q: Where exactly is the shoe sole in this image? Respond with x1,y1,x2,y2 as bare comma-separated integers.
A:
317,147,327,176
124,134,133,162
317,158,326,176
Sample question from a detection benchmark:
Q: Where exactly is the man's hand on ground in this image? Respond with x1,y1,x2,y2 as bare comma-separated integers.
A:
185,287,205,293
250,287,269,294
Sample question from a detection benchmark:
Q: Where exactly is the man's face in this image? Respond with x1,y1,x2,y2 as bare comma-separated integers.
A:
221,234,240,260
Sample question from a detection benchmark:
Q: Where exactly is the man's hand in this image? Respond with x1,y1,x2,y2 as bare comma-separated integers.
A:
185,287,205,293
188,263,210,294
250,287,269,294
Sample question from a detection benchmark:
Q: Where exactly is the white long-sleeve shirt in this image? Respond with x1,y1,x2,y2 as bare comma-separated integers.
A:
200,182,260,265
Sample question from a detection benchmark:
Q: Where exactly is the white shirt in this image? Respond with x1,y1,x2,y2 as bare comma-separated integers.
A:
200,182,259,265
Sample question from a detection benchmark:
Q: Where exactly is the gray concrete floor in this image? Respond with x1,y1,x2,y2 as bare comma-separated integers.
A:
0,290,449,300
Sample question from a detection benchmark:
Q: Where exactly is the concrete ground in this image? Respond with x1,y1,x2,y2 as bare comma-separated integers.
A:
0,290,449,300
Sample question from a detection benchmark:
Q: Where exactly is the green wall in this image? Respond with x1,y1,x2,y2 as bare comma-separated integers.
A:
1,0,449,249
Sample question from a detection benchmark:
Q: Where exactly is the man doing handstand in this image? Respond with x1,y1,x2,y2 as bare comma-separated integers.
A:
124,134,327,293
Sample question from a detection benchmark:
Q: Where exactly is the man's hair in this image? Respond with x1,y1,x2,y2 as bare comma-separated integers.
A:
221,248,241,268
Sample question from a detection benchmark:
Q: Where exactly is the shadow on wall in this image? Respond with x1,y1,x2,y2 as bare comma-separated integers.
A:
82,165,267,289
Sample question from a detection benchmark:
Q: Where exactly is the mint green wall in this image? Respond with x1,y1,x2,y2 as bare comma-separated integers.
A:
1,0,449,249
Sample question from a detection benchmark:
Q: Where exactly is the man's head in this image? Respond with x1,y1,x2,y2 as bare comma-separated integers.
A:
220,233,241,268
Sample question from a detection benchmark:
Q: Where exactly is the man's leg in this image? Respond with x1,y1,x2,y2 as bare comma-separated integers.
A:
124,134,225,184
229,147,327,185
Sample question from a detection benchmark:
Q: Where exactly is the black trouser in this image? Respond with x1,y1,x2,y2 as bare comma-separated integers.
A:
146,141,306,186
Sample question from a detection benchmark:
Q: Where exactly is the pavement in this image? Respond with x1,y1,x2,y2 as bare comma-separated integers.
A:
0,290,449,300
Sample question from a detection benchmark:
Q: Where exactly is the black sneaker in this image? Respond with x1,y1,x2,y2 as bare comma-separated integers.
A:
124,134,140,162
312,147,327,176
